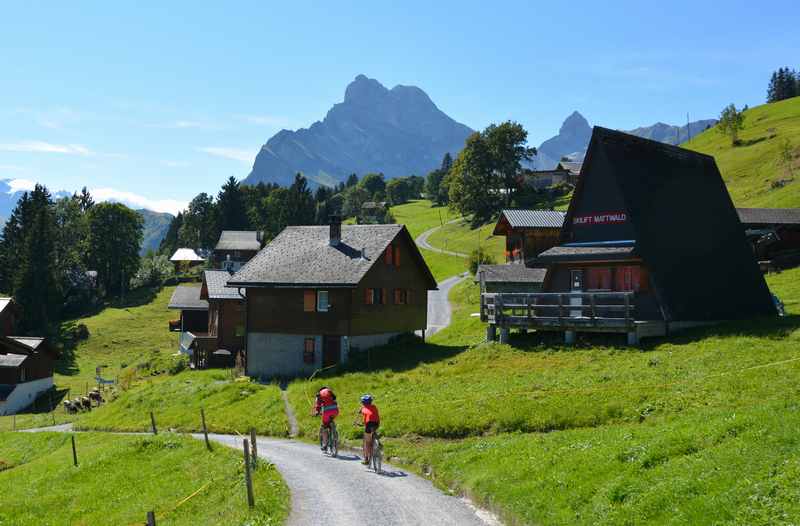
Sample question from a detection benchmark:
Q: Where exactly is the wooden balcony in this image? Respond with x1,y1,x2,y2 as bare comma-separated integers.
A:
481,291,635,330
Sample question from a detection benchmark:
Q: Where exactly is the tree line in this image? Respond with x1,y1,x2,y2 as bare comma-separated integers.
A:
0,186,143,333
767,67,799,103
159,172,425,255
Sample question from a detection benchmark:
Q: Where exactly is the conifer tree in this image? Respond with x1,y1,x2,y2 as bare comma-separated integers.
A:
216,176,249,231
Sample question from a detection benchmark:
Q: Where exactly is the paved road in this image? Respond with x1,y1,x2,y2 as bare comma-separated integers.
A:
204,433,495,526
425,274,467,337
415,220,468,258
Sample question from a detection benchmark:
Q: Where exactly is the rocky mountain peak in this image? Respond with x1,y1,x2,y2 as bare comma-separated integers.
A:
559,111,591,136
344,74,390,104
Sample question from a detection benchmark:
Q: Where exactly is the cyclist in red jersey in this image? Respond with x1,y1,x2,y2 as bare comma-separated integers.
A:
358,394,380,465
313,386,339,450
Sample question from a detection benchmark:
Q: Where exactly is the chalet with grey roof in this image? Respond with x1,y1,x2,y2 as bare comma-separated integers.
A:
213,230,263,271
736,207,800,268
493,209,565,263
228,217,437,378
0,336,55,416
482,127,776,345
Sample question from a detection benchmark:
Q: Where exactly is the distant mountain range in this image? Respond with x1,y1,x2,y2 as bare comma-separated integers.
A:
244,74,474,187
0,179,173,255
242,75,716,183
533,112,717,169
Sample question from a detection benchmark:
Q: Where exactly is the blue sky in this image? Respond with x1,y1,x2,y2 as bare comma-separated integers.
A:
1,1,797,213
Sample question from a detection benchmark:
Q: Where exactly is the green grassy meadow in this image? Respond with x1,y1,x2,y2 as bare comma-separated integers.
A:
279,267,800,524
426,218,505,261
0,432,288,526
684,96,800,208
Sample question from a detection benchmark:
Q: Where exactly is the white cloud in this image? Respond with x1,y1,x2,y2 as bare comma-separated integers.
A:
236,114,291,127
6,178,37,194
90,187,187,215
197,146,255,164
0,141,92,155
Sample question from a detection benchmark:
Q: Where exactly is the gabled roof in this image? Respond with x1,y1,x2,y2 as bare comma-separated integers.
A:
215,231,262,252
493,209,565,235
229,224,437,289
561,127,775,321
203,270,245,300
170,248,204,263
0,297,14,315
0,353,27,368
475,264,547,284
167,286,209,311
7,337,45,351
557,161,583,176
737,208,800,226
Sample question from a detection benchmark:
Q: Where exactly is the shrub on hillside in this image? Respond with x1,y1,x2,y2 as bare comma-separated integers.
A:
130,253,174,289
468,246,496,275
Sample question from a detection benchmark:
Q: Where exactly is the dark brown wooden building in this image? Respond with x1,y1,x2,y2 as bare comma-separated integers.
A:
199,270,246,364
213,231,263,271
737,208,800,269
493,209,565,263
0,336,55,415
0,298,19,337
228,218,438,378
482,127,777,344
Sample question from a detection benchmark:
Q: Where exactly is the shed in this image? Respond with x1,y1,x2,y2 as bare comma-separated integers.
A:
0,336,55,415
493,209,565,263
736,207,800,267
475,264,547,293
213,231,263,271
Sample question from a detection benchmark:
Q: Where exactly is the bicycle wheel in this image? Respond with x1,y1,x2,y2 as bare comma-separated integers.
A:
330,422,339,457
372,436,382,473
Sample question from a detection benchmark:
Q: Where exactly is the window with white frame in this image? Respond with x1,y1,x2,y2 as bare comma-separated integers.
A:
317,290,330,312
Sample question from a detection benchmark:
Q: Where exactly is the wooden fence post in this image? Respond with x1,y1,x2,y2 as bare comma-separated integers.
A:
243,439,255,508
146,510,156,526
150,412,158,435
250,428,258,467
71,435,78,466
201,408,211,451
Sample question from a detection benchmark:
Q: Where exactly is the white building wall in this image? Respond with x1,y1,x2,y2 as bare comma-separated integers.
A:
0,377,53,416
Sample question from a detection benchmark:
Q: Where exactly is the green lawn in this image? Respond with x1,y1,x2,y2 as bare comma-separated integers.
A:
426,218,505,261
683,96,800,208
77,369,288,436
390,199,460,238
279,267,800,524
0,432,288,525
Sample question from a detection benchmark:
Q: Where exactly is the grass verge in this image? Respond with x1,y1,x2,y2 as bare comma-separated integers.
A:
0,432,288,525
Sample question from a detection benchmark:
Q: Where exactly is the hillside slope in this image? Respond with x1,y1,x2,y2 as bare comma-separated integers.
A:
682,96,800,208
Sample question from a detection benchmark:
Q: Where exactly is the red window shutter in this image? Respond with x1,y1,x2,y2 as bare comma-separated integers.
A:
364,288,373,305
394,245,401,266
381,288,388,305
393,289,400,304
303,290,316,312
385,245,393,264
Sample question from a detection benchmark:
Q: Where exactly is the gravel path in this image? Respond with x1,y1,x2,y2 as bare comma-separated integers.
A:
415,220,468,258
204,433,495,526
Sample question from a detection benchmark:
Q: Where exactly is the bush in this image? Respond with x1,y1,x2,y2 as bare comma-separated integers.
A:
130,253,174,289
468,246,496,275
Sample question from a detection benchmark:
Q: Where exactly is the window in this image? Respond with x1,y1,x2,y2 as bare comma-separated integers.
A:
385,244,393,265
303,338,315,364
393,245,401,267
393,288,407,305
614,266,643,292
303,290,316,312
317,290,329,312
587,267,612,290
380,288,388,305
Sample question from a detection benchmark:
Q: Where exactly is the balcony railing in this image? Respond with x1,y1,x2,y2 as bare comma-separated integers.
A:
481,291,635,330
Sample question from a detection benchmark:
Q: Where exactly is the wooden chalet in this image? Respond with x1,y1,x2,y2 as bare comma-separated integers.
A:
493,209,565,263
482,127,777,345
737,208,800,269
168,285,209,360
0,298,20,337
228,217,438,378
523,161,582,190
0,336,55,415
213,231,263,271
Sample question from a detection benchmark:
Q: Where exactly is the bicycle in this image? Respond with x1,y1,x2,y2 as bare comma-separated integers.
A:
319,420,339,457
370,431,383,474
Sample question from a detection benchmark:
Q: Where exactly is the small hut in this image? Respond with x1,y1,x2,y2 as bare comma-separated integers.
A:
169,248,205,273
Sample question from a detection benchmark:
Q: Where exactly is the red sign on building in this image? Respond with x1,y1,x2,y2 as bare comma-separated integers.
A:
573,211,627,226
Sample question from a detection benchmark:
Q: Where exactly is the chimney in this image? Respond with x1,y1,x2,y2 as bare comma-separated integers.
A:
329,215,342,246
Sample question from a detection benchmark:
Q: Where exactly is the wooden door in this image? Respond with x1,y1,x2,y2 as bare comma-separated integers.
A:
323,336,341,368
